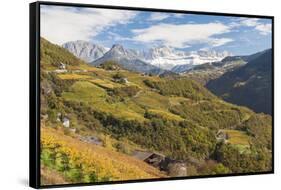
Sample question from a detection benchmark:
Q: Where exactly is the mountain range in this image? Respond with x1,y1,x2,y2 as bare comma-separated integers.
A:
178,56,247,84
144,46,231,70
62,41,231,72
92,44,164,74
62,40,108,63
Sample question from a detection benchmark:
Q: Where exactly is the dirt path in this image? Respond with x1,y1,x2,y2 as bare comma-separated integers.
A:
133,90,143,98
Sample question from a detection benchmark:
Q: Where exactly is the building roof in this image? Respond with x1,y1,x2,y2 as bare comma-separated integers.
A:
132,151,165,161
132,151,154,160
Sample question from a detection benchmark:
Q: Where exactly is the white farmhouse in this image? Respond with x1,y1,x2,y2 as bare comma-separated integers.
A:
124,78,129,84
62,117,70,128
59,62,66,70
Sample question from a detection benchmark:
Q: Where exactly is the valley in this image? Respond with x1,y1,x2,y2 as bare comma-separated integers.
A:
40,38,272,185
207,49,272,115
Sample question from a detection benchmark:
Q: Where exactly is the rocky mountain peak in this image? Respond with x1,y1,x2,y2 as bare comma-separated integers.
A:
62,40,108,63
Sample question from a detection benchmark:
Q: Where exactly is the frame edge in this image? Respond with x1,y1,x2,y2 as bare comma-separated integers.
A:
29,1,40,189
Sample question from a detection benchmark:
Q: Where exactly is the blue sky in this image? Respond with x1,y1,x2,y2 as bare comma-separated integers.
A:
41,5,272,55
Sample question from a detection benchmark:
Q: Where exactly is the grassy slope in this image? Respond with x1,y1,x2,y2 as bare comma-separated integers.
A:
40,37,169,180
41,36,270,141
40,37,272,179
221,129,249,146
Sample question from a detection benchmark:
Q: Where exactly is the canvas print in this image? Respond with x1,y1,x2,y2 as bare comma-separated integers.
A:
39,4,273,186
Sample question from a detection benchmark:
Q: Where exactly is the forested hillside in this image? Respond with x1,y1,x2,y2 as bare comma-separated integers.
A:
40,38,272,184
207,49,272,115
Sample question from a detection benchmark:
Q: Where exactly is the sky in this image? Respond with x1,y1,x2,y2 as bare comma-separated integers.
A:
40,5,272,55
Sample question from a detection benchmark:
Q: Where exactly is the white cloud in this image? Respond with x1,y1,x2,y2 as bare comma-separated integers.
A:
231,18,271,35
132,23,232,48
208,38,234,47
173,13,186,18
148,13,170,21
240,18,260,27
108,32,131,41
255,23,272,35
148,12,187,21
40,5,137,45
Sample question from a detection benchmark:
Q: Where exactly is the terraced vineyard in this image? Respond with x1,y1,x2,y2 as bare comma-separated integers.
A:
40,38,272,184
41,127,166,185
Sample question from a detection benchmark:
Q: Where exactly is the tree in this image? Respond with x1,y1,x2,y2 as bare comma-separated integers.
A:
112,72,126,84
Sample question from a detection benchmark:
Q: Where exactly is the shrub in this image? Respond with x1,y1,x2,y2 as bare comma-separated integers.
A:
112,73,126,84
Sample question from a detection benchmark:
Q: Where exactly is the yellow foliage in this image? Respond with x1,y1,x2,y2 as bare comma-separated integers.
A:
41,127,166,183
57,73,92,80
221,129,250,145
90,78,123,89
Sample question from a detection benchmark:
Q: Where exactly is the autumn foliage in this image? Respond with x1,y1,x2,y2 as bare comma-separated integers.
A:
41,127,166,184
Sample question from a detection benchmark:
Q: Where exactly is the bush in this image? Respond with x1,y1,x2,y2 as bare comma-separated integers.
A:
214,143,272,173
114,142,130,154
110,86,140,97
47,109,57,123
100,61,121,70
198,160,230,175
112,73,126,84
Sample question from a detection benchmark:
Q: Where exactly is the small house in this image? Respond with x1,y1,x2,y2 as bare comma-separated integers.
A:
123,78,129,84
59,62,66,70
132,151,165,168
216,130,229,142
53,62,67,73
56,113,62,122
62,117,70,128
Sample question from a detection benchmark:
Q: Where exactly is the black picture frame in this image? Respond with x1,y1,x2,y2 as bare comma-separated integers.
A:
30,1,274,189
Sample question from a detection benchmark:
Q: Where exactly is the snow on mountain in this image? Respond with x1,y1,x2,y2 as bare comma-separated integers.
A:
62,40,232,73
62,40,108,63
171,64,195,73
145,46,175,59
92,44,164,74
144,46,232,70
